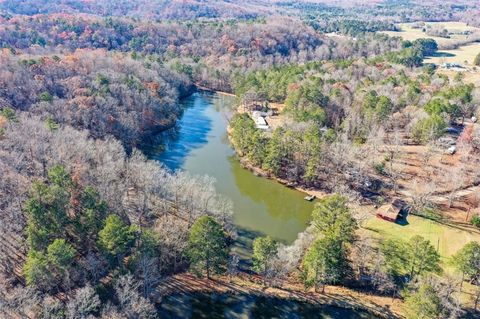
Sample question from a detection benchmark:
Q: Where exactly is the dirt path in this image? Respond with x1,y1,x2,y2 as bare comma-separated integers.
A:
155,272,404,318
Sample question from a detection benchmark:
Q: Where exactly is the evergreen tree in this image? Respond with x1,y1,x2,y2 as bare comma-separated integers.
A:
312,194,357,243
302,237,348,293
187,216,228,279
407,235,441,278
381,236,440,279
252,236,278,285
98,214,137,266
453,241,480,284
263,128,285,175
1,106,17,122
47,238,76,270
404,281,442,319
380,238,408,277
25,179,70,251
24,250,51,288
23,239,77,290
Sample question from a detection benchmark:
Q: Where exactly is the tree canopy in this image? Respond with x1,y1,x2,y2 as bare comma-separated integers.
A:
312,194,357,243
187,216,229,279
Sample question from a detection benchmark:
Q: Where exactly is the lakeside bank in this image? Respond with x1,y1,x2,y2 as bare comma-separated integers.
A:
226,107,327,200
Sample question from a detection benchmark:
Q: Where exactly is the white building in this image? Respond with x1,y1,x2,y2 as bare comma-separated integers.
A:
252,111,269,130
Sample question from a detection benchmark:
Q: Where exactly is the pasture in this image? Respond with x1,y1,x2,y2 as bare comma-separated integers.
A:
425,43,480,65
382,21,480,49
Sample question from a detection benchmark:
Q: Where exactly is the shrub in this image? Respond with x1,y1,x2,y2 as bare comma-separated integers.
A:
412,114,447,144
474,52,480,66
374,162,386,175
415,207,442,221
39,91,53,102
471,215,480,228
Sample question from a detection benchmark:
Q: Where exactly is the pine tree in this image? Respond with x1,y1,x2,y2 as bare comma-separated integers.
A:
252,236,278,285
98,214,137,266
187,216,228,279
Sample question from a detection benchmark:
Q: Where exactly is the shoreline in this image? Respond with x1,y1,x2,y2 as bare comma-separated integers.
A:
237,153,328,199
195,83,237,97
226,117,327,200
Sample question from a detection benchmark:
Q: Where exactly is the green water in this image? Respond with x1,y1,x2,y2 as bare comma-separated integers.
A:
148,91,313,243
149,91,381,319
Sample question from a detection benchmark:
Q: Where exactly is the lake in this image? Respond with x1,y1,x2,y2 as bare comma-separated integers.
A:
148,91,382,319
147,90,313,243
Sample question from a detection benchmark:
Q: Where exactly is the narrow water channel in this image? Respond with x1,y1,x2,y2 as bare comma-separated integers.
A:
147,90,313,243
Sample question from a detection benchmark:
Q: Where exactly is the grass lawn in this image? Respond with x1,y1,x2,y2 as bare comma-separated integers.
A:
363,215,480,261
362,214,480,310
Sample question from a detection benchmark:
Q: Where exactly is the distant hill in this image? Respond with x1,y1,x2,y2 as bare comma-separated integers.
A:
0,0,274,19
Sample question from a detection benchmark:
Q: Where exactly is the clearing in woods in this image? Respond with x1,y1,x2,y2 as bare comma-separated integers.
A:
363,215,480,261
382,22,480,48
425,42,480,66
358,125,480,269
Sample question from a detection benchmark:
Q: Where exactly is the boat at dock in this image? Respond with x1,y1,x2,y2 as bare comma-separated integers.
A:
304,195,316,201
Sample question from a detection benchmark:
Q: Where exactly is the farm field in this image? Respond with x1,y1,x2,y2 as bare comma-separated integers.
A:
382,22,480,48
425,43,480,66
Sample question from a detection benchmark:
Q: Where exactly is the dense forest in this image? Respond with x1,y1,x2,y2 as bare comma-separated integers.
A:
0,0,270,20
0,14,403,91
2,0,480,318
230,38,477,194
0,50,191,148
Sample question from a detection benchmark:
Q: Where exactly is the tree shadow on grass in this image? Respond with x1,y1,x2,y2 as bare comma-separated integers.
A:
429,51,456,58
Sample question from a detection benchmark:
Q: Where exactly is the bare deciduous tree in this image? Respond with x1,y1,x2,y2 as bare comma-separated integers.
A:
66,285,101,319
114,275,157,319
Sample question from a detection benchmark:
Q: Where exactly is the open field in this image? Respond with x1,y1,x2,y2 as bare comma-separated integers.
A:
383,22,480,83
382,22,480,48
364,215,480,260
425,43,480,66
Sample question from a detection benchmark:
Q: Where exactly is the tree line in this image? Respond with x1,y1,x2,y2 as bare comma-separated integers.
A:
0,14,404,92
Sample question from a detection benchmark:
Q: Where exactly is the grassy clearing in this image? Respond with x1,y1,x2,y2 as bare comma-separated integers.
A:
363,215,480,260
382,22,480,48
425,43,480,66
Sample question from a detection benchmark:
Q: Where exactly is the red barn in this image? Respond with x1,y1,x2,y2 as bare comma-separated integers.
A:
376,199,405,222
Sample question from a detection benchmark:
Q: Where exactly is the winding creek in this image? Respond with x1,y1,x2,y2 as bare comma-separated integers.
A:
147,90,380,318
